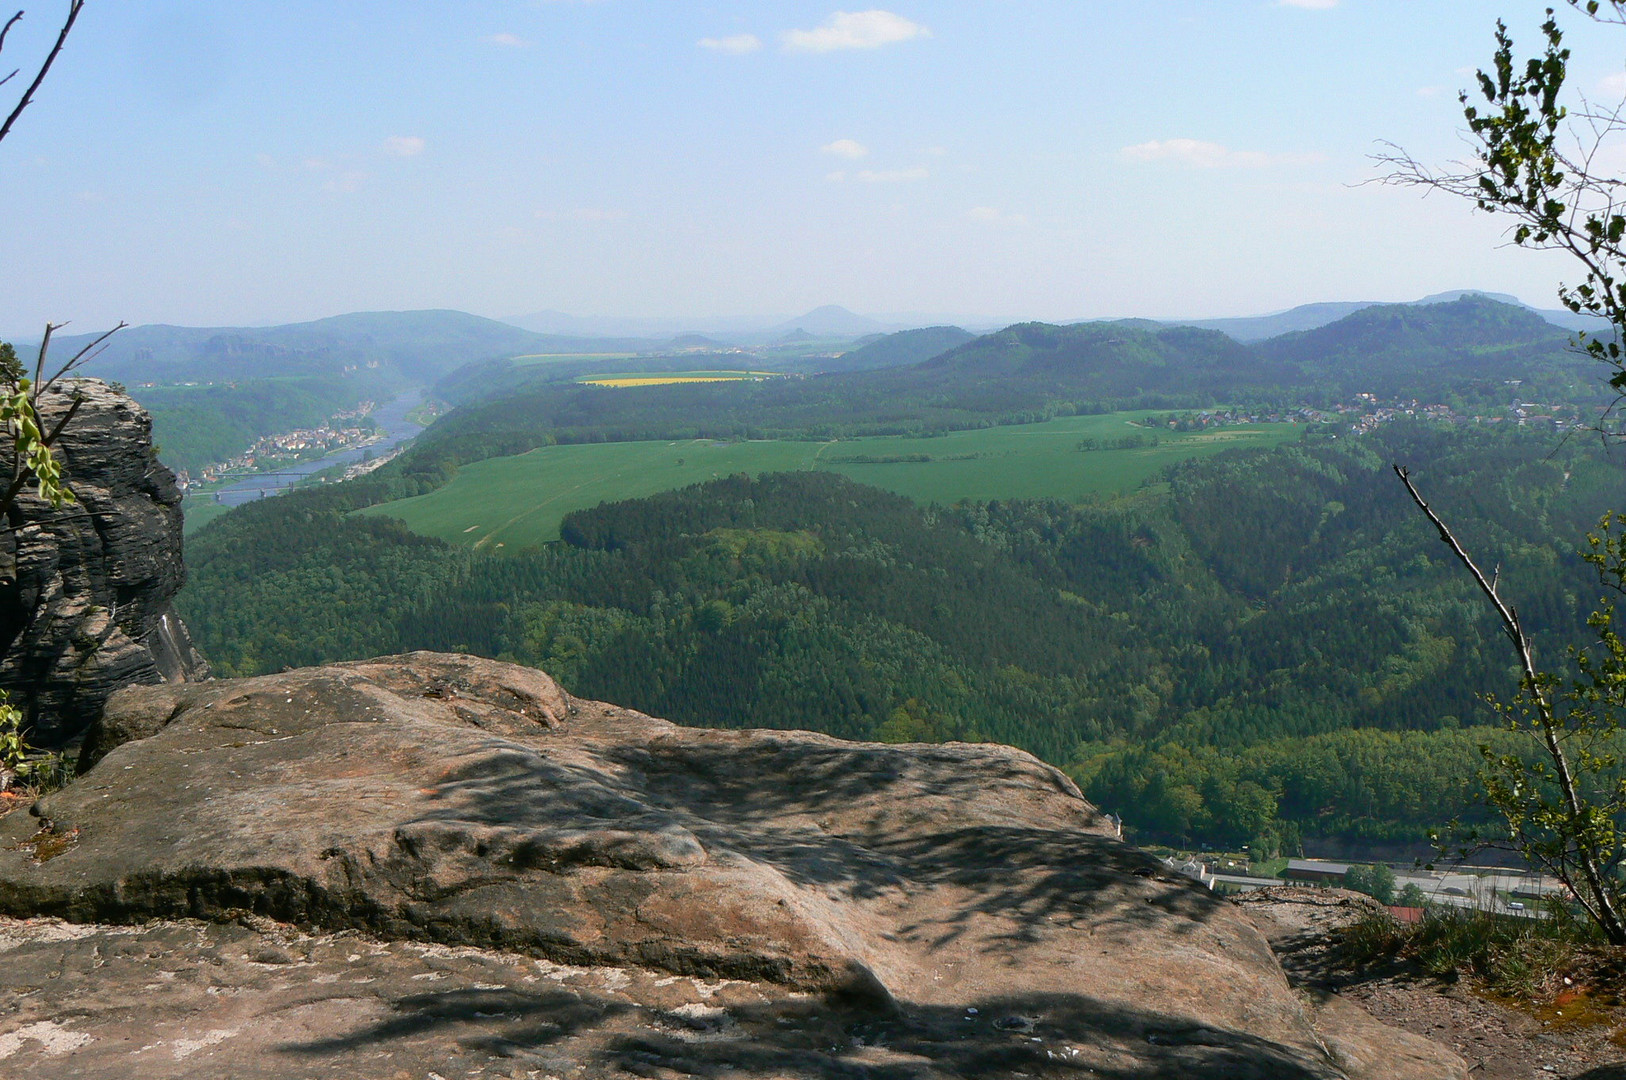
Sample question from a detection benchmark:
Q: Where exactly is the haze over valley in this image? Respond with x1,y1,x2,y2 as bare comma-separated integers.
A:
13,4,1626,1076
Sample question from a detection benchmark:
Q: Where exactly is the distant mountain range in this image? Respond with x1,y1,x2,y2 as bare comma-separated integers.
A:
14,290,1611,390
505,304,896,342
33,310,658,385
1154,290,1609,342
422,295,1603,460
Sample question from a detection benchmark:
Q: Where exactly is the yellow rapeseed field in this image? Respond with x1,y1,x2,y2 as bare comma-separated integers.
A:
578,371,776,388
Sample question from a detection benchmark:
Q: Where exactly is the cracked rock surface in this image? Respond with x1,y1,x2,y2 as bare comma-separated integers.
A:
0,651,1464,1078
0,379,208,745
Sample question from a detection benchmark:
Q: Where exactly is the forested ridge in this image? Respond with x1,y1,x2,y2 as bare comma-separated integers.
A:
417,297,1596,478
135,376,379,474
180,416,1625,853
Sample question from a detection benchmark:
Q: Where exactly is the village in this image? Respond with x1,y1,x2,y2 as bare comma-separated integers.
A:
174,402,381,493
1149,386,1582,436
1160,850,1570,922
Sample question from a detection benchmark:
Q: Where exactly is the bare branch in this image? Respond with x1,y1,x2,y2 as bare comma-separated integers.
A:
0,11,23,55
39,320,122,395
0,0,84,148
30,322,52,388
1395,463,1626,940
39,392,79,447
1394,465,1533,661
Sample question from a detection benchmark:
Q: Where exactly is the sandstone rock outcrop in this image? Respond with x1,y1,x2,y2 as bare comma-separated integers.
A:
0,378,208,745
0,652,1465,1078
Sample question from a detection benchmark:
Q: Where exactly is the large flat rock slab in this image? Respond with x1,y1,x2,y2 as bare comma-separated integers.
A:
0,914,1445,1079
0,652,1463,1078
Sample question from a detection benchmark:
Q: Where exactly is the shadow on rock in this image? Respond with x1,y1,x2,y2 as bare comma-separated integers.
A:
275,985,1345,1080
277,986,633,1059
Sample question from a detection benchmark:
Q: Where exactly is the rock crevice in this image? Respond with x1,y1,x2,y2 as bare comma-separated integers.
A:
0,379,207,745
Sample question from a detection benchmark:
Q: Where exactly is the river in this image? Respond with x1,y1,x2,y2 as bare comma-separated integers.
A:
211,387,427,508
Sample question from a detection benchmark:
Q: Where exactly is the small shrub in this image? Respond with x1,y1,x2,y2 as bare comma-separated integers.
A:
1342,901,1595,999
1340,907,1407,962
0,694,72,797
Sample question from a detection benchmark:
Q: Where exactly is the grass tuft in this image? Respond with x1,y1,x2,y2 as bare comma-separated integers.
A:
1340,900,1602,1000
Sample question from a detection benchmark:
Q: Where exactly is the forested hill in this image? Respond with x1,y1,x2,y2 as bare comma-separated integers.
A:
819,325,976,372
36,310,655,385
914,320,1276,395
412,295,1597,475
180,419,1625,852
1255,297,1577,394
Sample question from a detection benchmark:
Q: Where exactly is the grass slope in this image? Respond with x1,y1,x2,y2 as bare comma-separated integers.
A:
357,411,1299,548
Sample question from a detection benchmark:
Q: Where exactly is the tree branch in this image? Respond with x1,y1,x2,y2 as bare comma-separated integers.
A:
38,320,122,395
0,11,23,55
0,0,84,147
1395,463,1626,940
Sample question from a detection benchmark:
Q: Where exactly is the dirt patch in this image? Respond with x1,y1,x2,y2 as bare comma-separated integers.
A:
1235,887,1626,1079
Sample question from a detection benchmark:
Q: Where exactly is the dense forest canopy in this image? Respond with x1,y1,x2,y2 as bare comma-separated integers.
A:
180,410,1626,854
416,297,1596,477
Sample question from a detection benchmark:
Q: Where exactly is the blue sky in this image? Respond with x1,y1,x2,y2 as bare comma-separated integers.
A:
1,1,1623,334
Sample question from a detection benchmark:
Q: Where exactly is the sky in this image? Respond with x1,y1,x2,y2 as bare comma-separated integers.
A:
3,1,1626,335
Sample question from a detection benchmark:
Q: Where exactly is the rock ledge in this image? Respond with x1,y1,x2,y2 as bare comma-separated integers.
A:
0,652,1464,1078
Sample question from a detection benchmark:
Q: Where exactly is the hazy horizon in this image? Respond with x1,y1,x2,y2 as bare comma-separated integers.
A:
3,2,1621,337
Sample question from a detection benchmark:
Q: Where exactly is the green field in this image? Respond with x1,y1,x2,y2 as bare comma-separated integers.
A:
182,495,233,535
507,352,639,368
355,412,1300,550
575,370,778,388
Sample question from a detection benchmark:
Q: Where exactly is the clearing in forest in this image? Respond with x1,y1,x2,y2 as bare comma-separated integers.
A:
356,411,1300,549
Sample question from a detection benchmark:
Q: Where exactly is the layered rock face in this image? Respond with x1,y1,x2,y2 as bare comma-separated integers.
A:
0,652,1464,1078
0,379,208,745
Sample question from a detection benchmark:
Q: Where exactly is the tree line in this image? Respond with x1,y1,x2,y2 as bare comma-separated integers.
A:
179,418,1624,853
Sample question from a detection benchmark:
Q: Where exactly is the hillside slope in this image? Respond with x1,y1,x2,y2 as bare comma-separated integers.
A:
36,309,654,384
411,296,1594,470
823,325,975,371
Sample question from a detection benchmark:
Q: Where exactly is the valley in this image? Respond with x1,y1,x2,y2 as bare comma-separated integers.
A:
354,410,1300,548
15,6,1626,1073
171,295,1626,862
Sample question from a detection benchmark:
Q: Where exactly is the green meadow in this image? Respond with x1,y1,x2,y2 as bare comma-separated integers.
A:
356,412,1300,549
182,495,233,535
507,352,639,367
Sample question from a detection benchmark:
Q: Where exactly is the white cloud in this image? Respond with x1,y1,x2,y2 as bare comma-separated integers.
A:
857,167,929,183
255,153,275,168
1416,85,1447,99
783,10,930,53
1118,138,1322,169
383,135,426,158
821,139,869,159
484,33,532,47
699,33,762,54
1600,71,1626,98
1279,0,1337,8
